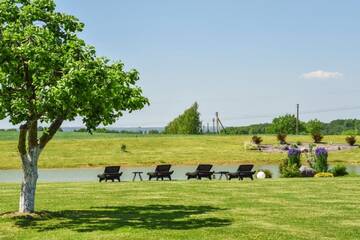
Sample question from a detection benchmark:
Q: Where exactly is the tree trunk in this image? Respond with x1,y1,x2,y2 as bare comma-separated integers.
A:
19,147,40,213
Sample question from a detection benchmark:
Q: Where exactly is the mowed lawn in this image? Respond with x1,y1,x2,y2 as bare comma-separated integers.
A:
0,178,359,240
1,132,360,169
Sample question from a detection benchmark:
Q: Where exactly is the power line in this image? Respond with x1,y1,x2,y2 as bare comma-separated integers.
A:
301,106,360,115
60,105,360,128
221,105,360,122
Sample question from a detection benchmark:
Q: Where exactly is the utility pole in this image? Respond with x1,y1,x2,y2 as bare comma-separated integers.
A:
296,104,299,135
215,112,219,134
212,118,215,133
215,112,226,134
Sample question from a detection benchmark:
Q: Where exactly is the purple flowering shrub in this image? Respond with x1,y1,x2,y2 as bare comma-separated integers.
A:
280,148,302,177
314,147,328,172
288,148,301,167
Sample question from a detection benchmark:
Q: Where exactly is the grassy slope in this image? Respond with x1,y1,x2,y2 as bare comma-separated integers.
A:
1,178,360,240
0,132,360,169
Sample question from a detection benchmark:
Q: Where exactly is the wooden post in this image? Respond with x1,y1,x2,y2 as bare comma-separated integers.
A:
296,104,299,135
212,118,215,133
215,112,219,134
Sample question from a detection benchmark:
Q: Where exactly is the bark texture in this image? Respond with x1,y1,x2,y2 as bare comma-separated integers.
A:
17,119,62,213
19,147,40,213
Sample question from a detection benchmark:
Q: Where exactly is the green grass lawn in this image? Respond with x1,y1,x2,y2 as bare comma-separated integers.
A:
1,132,360,169
1,178,360,240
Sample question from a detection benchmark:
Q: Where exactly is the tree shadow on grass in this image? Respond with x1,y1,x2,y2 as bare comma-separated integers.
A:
11,205,232,232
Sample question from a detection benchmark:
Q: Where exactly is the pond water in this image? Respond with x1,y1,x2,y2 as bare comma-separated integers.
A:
0,164,359,183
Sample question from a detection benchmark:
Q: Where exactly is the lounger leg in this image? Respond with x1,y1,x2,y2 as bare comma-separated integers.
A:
250,176,254,180
169,176,172,181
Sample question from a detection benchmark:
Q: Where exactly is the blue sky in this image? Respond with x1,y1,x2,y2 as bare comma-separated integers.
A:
1,0,360,128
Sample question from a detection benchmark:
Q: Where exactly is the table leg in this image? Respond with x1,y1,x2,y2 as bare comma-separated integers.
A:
139,173,143,181
219,174,223,180
132,174,136,182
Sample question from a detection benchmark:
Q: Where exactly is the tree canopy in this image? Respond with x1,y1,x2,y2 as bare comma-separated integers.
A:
0,0,148,213
0,0,148,133
164,102,201,134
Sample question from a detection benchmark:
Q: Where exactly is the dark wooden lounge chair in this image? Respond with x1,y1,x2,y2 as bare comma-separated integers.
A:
186,164,214,180
97,166,123,182
147,164,174,181
227,164,255,180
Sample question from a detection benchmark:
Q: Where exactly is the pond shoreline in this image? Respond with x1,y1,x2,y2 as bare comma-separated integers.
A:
1,164,360,183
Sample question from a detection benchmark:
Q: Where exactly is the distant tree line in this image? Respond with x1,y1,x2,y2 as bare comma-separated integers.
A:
2,113,358,136
0,128,17,131
222,116,360,135
73,128,160,134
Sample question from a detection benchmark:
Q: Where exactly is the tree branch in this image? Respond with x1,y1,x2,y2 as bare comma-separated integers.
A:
27,120,38,149
18,124,28,155
39,118,63,149
23,59,37,117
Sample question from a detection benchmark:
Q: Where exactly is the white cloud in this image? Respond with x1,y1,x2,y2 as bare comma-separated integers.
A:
301,70,343,79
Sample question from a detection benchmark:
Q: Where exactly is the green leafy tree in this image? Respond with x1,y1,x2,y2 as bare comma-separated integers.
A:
0,0,148,213
307,119,324,143
164,102,201,134
270,114,300,135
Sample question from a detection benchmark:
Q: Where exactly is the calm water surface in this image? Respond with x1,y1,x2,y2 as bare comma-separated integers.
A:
0,164,359,183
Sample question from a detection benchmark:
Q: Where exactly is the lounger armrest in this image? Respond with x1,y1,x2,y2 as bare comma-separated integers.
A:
239,171,255,174
227,172,239,176
186,171,197,176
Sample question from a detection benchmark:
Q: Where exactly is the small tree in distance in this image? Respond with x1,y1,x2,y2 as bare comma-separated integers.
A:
164,102,201,134
0,0,148,213
270,114,304,144
307,119,324,143
345,136,356,146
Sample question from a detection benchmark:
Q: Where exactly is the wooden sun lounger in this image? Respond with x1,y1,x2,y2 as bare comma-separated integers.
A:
147,164,174,181
227,164,255,180
97,166,123,182
186,164,214,180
